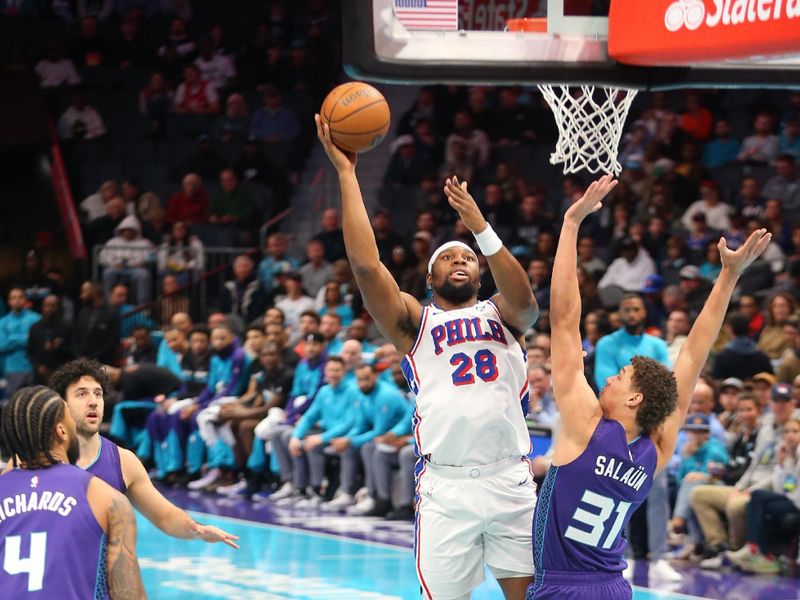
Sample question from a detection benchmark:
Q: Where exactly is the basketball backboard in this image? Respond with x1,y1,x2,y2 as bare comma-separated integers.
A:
344,0,800,90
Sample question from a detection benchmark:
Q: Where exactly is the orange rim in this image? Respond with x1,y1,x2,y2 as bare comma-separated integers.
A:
506,18,547,33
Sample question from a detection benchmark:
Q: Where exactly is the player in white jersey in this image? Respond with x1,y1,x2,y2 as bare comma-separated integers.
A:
316,115,539,600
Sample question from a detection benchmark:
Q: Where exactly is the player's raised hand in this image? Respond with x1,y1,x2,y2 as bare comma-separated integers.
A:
719,228,771,275
443,176,487,233
192,522,240,549
564,174,617,225
315,114,357,173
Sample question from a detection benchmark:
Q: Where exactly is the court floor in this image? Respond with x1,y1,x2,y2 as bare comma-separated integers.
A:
136,489,800,600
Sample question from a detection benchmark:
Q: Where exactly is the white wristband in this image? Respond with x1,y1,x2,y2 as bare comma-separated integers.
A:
473,223,503,256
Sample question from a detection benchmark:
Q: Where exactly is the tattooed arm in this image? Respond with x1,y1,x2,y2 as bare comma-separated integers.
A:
87,477,147,599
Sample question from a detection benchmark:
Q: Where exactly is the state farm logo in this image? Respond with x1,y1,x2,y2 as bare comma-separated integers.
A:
665,0,705,31
665,0,800,32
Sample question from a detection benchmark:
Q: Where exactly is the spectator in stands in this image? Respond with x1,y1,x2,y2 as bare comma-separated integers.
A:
174,64,219,114
699,240,723,282
776,318,800,383
677,265,712,318
292,310,321,355
758,292,796,360
155,274,189,327
751,372,777,410
158,17,196,59
298,239,333,298
311,208,346,262
275,272,314,332
57,87,106,140
598,237,656,294
220,254,269,325
214,93,250,143
318,280,354,328
257,232,301,296
112,14,150,69
527,363,556,426
736,176,764,220
779,118,800,159
690,382,794,568
738,112,780,164
251,41,289,92
319,311,343,356
194,38,236,92
210,168,253,245
762,154,800,223
71,281,119,365
99,215,155,305
575,236,606,279
384,135,427,189
737,293,765,338
678,91,713,142
35,43,81,88
445,109,490,173
265,321,299,369
526,258,551,312
702,118,741,168
510,193,552,251
166,173,209,225
81,180,120,223
713,313,774,381
370,208,405,264
665,309,690,366
139,72,172,139
128,325,157,365
249,86,300,143
26,293,72,384
726,415,800,574
682,180,732,232
69,16,109,67
107,283,136,339
157,220,205,283
0,287,41,394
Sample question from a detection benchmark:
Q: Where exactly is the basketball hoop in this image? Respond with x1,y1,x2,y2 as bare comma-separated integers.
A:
537,84,638,176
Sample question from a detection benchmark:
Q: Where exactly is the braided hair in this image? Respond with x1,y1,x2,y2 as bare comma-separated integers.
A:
1,386,66,469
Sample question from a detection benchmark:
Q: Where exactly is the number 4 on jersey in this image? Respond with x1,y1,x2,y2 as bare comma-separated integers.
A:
565,490,631,549
3,532,47,592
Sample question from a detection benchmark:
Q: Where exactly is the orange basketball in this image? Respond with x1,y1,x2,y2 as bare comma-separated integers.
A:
320,82,390,153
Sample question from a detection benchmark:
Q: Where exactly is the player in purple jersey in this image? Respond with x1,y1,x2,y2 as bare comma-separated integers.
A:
0,386,146,599
46,359,239,548
529,175,771,600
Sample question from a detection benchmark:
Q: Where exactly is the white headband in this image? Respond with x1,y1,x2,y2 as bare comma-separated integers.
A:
427,241,476,274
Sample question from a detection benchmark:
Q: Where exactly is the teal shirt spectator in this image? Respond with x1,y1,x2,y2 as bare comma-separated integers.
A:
702,137,741,168
196,341,251,408
156,342,184,379
699,262,722,282
593,328,671,391
0,308,41,374
285,356,326,423
257,255,301,295
345,380,408,449
292,381,355,443
319,304,355,327
676,437,729,485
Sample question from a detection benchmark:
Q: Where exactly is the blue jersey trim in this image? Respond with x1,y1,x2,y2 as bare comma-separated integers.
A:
531,465,559,596
94,534,109,599
84,440,103,471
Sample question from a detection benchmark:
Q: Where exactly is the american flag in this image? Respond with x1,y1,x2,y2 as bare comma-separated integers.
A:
393,0,459,31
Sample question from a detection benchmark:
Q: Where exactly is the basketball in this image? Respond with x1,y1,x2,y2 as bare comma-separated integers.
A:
320,82,391,153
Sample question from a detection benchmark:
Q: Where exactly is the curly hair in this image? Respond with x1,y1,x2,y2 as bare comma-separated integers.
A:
48,358,110,400
630,356,678,433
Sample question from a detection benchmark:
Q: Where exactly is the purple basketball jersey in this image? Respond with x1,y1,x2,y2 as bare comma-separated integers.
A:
533,418,657,579
0,464,109,598
85,436,126,493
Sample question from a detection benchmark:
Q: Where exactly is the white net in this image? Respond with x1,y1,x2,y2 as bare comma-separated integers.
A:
537,84,638,176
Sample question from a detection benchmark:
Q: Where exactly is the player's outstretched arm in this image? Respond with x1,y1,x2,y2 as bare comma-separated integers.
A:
443,176,538,332
119,448,240,548
654,229,771,471
87,477,147,600
550,176,618,443
315,115,421,353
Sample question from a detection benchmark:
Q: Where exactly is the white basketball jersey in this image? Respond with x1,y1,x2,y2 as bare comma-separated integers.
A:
401,300,531,467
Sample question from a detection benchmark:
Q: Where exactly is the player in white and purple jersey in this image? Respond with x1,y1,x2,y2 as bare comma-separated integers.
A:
0,386,145,599
529,175,771,600
316,115,539,599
